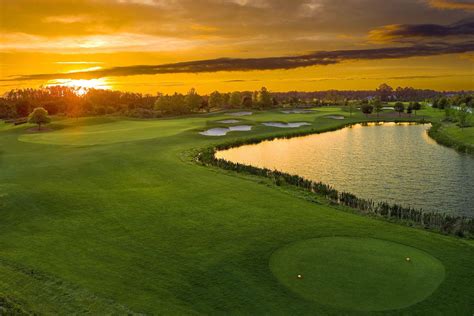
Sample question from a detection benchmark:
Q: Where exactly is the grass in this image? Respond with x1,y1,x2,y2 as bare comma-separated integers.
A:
269,237,445,311
428,123,474,155
1,107,473,314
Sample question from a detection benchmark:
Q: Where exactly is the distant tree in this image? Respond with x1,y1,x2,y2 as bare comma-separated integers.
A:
406,104,413,116
221,93,230,108
411,102,421,116
15,100,32,117
348,101,355,118
372,97,383,118
444,104,453,121
154,93,187,115
0,100,16,119
28,107,51,130
376,83,393,102
200,98,210,113
394,102,405,117
457,104,470,129
68,102,84,119
438,97,448,109
361,104,374,117
241,95,252,108
252,91,259,108
229,91,242,108
185,88,202,112
257,87,272,109
208,91,223,109
272,97,279,107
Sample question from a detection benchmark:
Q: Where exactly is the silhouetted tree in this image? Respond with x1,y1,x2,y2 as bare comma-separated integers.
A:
361,104,373,117
28,107,51,130
411,102,421,116
376,83,393,101
229,91,242,108
257,87,272,109
208,91,223,109
372,97,383,117
241,95,252,108
394,102,405,117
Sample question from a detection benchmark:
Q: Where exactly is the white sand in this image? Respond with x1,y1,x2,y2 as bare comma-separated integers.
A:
281,109,313,114
228,111,253,116
325,115,345,120
200,125,252,136
262,122,311,128
218,119,241,124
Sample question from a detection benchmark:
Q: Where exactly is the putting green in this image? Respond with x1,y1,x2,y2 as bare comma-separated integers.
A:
269,237,445,312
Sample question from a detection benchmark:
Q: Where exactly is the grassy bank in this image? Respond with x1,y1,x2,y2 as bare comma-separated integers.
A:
428,122,474,155
1,107,473,314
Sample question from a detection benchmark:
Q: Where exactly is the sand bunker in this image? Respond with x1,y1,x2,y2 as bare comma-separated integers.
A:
281,109,313,114
262,122,311,128
217,119,241,124
382,107,394,110
228,111,253,116
200,125,252,136
324,115,345,120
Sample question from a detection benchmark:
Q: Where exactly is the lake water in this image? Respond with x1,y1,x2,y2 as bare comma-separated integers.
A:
216,123,474,217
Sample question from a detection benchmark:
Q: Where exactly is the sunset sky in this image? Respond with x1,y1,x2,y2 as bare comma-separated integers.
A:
1,0,473,94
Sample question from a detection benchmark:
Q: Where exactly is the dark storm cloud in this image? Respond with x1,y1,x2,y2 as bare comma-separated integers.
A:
8,42,474,81
370,18,474,41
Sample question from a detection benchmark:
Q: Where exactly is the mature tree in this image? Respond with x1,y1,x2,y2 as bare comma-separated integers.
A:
257,87,272,109
438,97,448,109
406,104,413,116
411,101,421,116
394,102,405,117
376,83,393,102
154,93,187,115
28,107,51,130
229,91,242,108
361,104,374,117
185,88,202,112
372,97,383,118
208,91,223,109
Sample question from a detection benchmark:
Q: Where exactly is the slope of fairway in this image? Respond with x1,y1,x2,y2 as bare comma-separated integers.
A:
17,117,204,146
1,108,473,315
270,237,445,311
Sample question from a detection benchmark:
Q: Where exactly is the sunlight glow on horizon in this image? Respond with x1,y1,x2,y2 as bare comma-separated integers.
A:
44,78,112,95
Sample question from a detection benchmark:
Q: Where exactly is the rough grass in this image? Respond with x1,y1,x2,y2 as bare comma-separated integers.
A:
0,107,473,314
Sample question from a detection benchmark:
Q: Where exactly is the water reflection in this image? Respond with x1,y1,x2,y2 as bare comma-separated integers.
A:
216,123,474,216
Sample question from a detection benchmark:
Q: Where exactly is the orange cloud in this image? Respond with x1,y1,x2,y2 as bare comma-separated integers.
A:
427,0,474,10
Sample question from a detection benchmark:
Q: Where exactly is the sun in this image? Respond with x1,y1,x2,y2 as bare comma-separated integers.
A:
45,78,112,95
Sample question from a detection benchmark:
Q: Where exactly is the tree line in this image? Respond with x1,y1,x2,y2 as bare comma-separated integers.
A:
0,86,278,120
1,84,472,121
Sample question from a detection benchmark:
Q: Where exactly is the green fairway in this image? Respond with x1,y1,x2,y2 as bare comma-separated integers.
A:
270,237,445,311
1,107,473,315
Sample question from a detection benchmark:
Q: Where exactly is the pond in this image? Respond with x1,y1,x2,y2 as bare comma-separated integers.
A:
216,123,474,217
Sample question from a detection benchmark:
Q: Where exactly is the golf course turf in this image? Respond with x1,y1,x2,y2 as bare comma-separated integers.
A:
269,237,445,311
1,107,473,314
